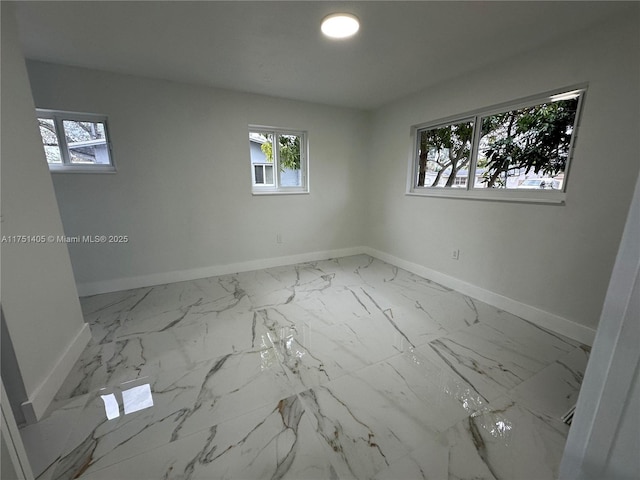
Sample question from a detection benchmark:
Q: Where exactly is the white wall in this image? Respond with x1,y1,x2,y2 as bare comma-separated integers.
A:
25,62,369,294
559,165,640,480
605,366,640,479
2,379,34,480
0,4,90,422
364,12,639,337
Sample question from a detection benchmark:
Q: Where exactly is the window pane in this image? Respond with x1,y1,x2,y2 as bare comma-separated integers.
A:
250,131,274,162
249,131,276,186
254,165,264,184
474,98,579,189
249,131,272,162
278,134,302,187
265,165,274,185
38,118,62,163
63,120,110,164
280,166,302,187
416,120,473,188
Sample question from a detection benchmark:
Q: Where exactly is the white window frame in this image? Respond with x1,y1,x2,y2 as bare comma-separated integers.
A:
407,85,587,204
36,109,116,174
248,126,309,195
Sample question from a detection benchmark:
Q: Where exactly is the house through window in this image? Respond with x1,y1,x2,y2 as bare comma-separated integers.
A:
36,109,115,173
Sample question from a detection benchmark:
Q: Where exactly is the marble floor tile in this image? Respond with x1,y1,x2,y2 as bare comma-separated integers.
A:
19,395,91,479
19,255,588,480
381,349,490,429
274,287,376,327
444,396,569,480
371,444,449,480
53,310,264,404
49,346,294,479
114,281,254,339
297,358,477,479
53,341,109,401
79,394,341,480
420,316,578,402
509,345,590,421
261,308,414,391
312,256,380,286
299,385,407,479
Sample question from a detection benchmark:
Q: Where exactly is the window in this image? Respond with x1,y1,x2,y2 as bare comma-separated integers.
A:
248,127,308,194
409,87,586,203
36,109,115,173
253,164,275,186
416,119,474,188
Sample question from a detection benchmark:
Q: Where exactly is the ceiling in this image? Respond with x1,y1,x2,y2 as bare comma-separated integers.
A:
13,1,636,110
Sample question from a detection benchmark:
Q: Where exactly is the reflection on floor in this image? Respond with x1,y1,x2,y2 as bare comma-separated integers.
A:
20,255,589,480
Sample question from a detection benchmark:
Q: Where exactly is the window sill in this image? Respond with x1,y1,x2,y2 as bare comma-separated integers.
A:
406,188,566,205
49,165,116,174
251,189,309,196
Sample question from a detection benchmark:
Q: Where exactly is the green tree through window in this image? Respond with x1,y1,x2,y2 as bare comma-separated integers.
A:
478,98,579,188
413,89,583,192
260,134,301,171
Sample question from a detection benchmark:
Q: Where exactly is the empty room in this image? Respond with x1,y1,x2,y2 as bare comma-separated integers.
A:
1,1,639,479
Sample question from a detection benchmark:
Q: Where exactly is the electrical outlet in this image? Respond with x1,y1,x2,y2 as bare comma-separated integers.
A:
452,249,460,260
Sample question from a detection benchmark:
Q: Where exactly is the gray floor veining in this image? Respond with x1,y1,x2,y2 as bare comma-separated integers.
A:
20,255,589,480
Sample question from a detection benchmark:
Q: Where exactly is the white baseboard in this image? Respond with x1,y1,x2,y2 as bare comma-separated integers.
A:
76,246,366,297
363,247,596,346
21,323,91,423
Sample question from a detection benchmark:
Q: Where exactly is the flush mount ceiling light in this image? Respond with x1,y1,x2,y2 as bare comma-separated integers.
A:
321,13,360,39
